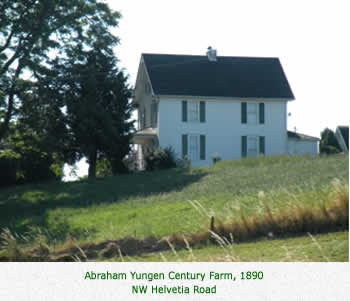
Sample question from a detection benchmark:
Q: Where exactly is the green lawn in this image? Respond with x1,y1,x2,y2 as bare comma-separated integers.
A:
119,232,349,262
0,155,348,250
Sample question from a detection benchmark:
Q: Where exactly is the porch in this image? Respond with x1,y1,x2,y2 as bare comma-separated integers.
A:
131,128,159,170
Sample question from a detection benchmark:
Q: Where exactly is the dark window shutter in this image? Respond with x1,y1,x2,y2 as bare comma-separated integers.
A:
241,102,247,124
259,136,265,155
259,103,265,124
182,134,188,158
241,136,247,158
182,101,187,122
154,103,158,126
200,135,206,160
200,101,206,123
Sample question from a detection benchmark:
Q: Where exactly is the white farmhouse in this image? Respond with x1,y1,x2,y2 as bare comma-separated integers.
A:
132,49,319,167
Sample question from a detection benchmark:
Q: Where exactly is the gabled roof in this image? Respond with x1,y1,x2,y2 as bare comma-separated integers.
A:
287,131,320,141
142,53,295,99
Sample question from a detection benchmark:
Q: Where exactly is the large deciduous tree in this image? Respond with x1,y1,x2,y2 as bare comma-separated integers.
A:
1,0,134,181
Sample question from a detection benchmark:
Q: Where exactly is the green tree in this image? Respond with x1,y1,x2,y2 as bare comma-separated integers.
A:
57,49,134,179
320,128,341,154
0,125,64,186
0,0,120,141
1,0,131,181
15,78,76,165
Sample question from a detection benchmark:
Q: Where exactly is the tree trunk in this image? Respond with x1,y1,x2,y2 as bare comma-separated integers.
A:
0,61,23,141
88,148,97,179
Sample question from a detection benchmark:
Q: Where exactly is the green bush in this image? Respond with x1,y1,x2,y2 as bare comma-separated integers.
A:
0,132,64,186
0,149,20,186
145,147,176,171
110,157,130,174
320,128,341,154
96,157,130,178
320,145,340,155
96,159,113,177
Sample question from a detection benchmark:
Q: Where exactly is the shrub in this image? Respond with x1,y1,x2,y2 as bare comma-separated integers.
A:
0,149,20,186
97,157,130,178
0,132,64,186
110,157,130,174
176,155,191,169
212,153,221,164
145,147,176,171
96,158,113,177
320,128,341,154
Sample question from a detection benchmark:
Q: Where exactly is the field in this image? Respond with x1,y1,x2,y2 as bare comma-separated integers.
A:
0,154,348,261
117,232,349,262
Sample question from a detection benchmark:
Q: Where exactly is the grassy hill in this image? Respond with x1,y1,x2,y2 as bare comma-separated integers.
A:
0,155,348,261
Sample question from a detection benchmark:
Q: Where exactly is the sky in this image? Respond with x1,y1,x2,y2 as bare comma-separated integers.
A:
112,0,349,134
65,0,350,179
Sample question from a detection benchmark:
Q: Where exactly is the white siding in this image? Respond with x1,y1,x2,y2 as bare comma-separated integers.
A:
158,97,288,166
287,139,319,155
134,60,158,131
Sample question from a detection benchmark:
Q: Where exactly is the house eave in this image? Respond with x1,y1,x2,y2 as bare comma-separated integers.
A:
287,131,320,141
155,94,294,102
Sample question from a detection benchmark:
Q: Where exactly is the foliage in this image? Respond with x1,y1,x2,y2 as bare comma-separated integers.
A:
145,147,177,171
96,157,130,178
0,129,63,186
0,0,121,140
0,149,20,186
320,128,341,154
96,159,113,178
55,50,134,178
176,155,191,169
15,81,75,164
1,0,133,181
48,5,133,178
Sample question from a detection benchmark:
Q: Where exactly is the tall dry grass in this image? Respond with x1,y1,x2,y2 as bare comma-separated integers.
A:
169,179,349,248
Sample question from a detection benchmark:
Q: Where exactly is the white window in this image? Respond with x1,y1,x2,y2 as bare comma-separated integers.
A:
188,101,199,122
188,134,200,161
247,136,258,157
247,103,257,124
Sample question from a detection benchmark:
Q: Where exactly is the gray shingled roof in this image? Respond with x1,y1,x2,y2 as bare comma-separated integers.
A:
142,53,295,99
287,131,320,141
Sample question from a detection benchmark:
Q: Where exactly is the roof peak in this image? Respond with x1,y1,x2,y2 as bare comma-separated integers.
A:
142,53,280,60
